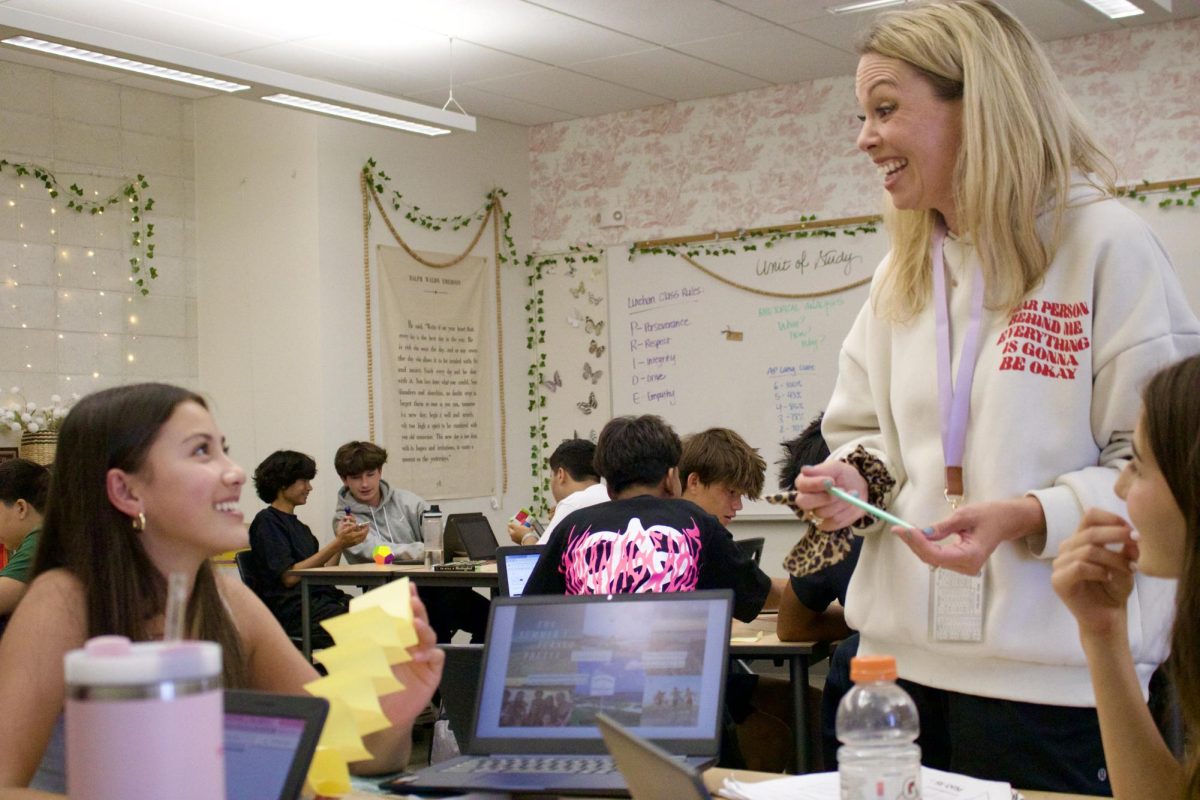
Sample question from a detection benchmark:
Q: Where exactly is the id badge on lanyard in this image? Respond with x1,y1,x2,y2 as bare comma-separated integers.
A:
927,224,986,643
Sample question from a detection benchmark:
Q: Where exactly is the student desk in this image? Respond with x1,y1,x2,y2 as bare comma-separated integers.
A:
335,769,1100,798
728,612,829,773
286,563,499,660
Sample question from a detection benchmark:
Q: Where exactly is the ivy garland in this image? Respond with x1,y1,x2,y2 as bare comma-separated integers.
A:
361,158,519,269
0,159,157,295
523,245,601,518
1119,179,1200,208
629,215,879,259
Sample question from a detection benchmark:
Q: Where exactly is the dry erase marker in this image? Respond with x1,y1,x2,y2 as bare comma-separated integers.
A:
823,480,917,529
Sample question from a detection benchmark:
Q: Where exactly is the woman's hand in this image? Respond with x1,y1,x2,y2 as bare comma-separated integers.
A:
1051,508,1138,639
892,496,1045,575
793,460,869,530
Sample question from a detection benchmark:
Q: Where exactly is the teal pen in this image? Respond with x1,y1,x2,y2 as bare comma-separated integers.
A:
823,480,917,530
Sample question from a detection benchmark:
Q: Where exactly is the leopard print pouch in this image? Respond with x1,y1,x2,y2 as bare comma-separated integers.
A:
782,445,895,577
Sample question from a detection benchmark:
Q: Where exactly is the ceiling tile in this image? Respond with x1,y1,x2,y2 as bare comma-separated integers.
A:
570,48,767,101
529,0,765,46
715,0,833,24
467,66,669,116
439,0,653,65
674,25,857,83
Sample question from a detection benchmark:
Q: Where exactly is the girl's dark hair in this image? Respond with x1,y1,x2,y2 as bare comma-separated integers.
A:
0,457,50,513
253,450,317,504
32,383,247,688
1140,355,1200,799
778,413,831,491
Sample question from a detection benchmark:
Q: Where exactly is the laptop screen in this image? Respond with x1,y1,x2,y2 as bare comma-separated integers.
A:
470,591,732,755
224,691,327,800
499,549,543,597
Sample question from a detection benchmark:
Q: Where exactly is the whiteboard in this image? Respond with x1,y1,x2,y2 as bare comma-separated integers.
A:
607,232,890,517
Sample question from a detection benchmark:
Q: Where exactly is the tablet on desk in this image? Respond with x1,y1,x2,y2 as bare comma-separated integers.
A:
224,690,328,800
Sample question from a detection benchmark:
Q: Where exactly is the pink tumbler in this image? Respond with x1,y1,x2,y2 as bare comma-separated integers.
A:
64,635,224,800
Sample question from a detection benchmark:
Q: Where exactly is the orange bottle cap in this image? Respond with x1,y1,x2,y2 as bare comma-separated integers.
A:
850,655,897,682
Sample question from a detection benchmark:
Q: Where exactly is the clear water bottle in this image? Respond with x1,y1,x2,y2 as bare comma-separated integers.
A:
836,654,921,800
421,504,444,567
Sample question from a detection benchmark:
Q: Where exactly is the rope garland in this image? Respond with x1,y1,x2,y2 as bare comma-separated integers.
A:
359,172,509,491
677,251,874,299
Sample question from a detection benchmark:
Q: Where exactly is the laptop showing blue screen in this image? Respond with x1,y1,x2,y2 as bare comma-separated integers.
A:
497,544,545,597
387,590,732,796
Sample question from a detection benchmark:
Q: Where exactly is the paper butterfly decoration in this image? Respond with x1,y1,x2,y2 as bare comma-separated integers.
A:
583,362,604,384
568,280,586,298
585,316,604,335
577,391,598,415
566,309,583,328
589,339,606,357
587,292,602,306
541,370,563,393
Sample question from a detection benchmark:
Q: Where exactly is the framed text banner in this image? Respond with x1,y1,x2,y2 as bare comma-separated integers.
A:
377,246,495,499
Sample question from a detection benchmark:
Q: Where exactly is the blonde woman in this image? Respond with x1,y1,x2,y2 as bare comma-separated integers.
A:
791,1,1200,793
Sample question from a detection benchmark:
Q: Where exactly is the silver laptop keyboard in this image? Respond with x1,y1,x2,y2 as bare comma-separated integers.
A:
445,756,618,775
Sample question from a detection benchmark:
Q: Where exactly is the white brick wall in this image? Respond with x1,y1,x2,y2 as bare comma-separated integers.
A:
0,61,197,426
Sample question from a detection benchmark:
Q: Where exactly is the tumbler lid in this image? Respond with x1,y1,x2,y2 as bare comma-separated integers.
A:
65,636,221,687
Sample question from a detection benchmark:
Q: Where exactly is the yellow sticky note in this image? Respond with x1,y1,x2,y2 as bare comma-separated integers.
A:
320,605,413,664
350,578,419,649
314,638,405,696
315,698,374,762
305,671,392,736
307,746,351,797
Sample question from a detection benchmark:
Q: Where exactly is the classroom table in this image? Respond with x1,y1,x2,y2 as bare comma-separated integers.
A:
334,768,1100,798
286,562,499,660
728,612,829,774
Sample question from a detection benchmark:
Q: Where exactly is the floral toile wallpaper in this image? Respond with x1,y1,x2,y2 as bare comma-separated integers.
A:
529,17,1200,252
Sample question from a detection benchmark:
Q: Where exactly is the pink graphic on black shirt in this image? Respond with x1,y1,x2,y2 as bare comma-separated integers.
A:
561,517,702,595
995,298,1090,380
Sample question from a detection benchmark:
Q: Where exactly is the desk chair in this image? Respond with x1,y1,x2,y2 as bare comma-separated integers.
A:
233,550,304,651
735,537,764,565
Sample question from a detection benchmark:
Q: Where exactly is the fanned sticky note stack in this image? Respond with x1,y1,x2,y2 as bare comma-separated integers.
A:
303,577,418,798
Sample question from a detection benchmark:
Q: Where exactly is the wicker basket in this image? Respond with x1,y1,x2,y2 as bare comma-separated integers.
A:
19,430,57,465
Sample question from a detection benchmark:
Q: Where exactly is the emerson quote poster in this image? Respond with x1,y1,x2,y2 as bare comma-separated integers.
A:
377,246,495,499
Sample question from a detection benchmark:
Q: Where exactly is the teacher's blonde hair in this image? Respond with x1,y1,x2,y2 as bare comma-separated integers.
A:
859,0,1115,320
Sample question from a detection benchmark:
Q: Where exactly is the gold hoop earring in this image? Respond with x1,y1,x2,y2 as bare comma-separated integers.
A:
131,512,146,532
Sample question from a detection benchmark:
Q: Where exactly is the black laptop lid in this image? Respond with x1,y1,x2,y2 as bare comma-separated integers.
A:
224,690,328,800
455,515,499,560
468,591,732,757
444,513,494,559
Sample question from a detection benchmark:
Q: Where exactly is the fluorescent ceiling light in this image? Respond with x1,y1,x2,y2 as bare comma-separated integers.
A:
1076,0,1145,17
827,0,907,14
262,94,451,136
0,6,475,134
1,35,250,92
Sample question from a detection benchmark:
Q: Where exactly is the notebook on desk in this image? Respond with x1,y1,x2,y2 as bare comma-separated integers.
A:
385,590,733,797
444,513,500,560
224,690,328,800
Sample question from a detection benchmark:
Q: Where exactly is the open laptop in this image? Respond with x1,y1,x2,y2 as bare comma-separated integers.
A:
224,690,328,800
596,713,714,800
497,544,546,597
444,512,499,560
385,590,733,797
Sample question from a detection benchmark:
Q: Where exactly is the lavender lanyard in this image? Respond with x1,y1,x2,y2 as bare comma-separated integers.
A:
931,223,985,508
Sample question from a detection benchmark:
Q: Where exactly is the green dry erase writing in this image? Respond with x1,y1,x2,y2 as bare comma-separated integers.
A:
824,480,917,529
